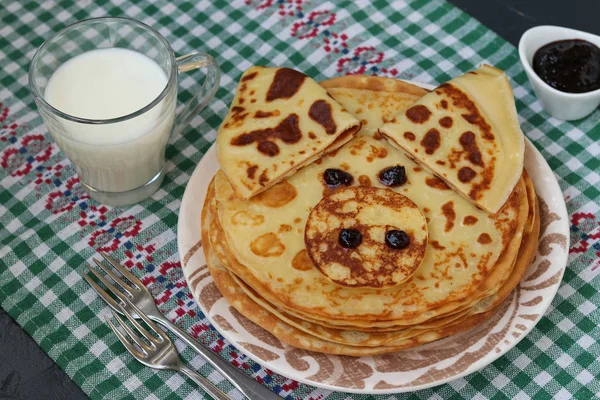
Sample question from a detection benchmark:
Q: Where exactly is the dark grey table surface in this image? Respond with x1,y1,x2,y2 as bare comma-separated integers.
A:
1,1,596,399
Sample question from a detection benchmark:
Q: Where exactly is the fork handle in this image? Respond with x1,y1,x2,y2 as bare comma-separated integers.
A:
178,364,231,400
149,312,281,400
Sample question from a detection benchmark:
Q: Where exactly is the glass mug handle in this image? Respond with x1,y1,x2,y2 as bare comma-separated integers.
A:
173,52,221,137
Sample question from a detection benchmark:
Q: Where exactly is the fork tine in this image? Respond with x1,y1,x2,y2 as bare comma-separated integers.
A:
86,264,128,303
120,296,168,343
99,251,143,289
106,315,147,360
109,310,153,353
93,258,134,295
117,299,162,344
82,272,122,314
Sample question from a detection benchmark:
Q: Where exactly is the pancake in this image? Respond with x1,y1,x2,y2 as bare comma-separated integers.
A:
212,135,526,323
211,174,527,328
378,65,525,213
216,66,362,199
200,72,538,355
305,186,428,288
202,175,538,352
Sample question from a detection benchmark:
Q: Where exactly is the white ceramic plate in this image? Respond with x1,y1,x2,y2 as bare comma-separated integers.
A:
177,86,569,394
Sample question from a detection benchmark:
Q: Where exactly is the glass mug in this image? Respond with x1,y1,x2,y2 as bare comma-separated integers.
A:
29,17,220,206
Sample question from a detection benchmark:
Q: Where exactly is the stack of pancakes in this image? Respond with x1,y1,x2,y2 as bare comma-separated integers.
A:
201,68,540,356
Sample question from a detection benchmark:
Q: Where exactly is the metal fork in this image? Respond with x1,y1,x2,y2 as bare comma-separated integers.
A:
82,251,280,400
107,300,229,400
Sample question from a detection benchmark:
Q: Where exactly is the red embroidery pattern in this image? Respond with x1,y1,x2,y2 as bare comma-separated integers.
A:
1,134,55,177
291,10,336,39
45,177,89,213
244,0,398,76
0,102,9,123
337,46,398,75
569,212,600,270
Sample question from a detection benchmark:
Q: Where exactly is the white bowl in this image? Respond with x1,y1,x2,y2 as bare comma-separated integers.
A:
518,25,600,121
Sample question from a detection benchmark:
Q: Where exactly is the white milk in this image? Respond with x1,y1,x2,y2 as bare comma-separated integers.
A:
44,48,175,197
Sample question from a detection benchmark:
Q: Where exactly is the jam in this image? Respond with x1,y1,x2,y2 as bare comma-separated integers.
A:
339,229,362,248
532,39,600,93
324,168,354,189
385,230,410,249
378,165,407,187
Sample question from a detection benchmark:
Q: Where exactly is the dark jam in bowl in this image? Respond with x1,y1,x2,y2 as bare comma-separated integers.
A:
532,39,600,93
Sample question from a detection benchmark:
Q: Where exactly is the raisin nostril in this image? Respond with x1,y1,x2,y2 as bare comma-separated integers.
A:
385,230,410,249
338,228,362,248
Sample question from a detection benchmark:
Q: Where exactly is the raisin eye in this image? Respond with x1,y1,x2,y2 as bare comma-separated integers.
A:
378,166,407,187
324,168,354,189
385,230,410,249
339,229,362,248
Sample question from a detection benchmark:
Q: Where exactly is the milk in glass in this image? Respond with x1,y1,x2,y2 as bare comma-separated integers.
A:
44,48,175,194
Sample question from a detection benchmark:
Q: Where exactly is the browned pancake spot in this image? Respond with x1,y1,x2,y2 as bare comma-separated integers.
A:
278,224,292,233
436,160,446,166
294,217,302,224
431,240,446,250
259,170,269,186
440,99,448,109
257,141,279,156
439,116,453,128
458,166,477,183
441,201,455,232
425,176,450,190
463,215,478,225
253,180,297,207
437,83,495,140
231,114,302,157
373,131,383,140
420,128,441,155
250,233,285,257
477,233,492,244
254,110,280,118
231,211,265,226
266,68,306,101
291,249,314,271
223,106,249,128
406,104,432,124
358,175,371,186
459,131,484,166
308,132,317,139
403,132,416,141
366,145,388,162
309,100,337,134
413,167,423,172
247,165,258,179
241,71,258,82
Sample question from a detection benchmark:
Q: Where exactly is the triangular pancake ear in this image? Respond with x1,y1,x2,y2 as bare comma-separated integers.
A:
378,65,524,213
217,66,361,199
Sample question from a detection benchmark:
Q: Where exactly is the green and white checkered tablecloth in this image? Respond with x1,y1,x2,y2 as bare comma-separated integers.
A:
1,1,599,399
